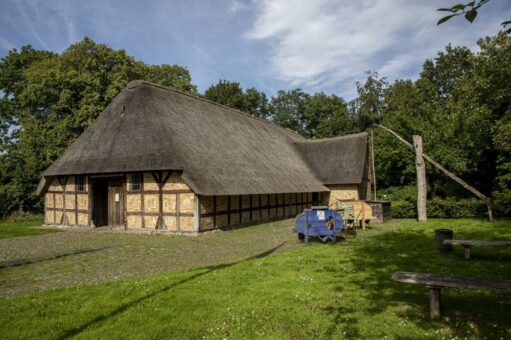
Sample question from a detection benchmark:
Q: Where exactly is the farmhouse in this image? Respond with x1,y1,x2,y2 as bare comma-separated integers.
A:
37,80,371,232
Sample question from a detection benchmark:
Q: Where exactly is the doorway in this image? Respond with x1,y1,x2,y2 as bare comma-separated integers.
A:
93,180,108,227
92,178,124,227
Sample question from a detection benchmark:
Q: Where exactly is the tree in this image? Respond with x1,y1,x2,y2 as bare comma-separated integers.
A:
302,93,355,138
0,37,197,216
269,89,309,135
204,80,269,119
204,80,245,110
353,71,388,131
243,87,269,119
372,33,511,214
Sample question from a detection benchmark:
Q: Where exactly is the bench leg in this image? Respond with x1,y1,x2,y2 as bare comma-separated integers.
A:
464,246,471,259
429,287,441,319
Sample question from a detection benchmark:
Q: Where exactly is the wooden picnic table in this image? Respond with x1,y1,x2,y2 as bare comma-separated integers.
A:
391,271,511,318
443,239,511,259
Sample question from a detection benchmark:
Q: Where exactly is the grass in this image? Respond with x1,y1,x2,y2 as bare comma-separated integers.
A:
0,218,510,339
0,217,60,239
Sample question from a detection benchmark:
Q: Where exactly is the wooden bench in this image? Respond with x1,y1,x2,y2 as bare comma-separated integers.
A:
391,271,511,318
443,239,511,259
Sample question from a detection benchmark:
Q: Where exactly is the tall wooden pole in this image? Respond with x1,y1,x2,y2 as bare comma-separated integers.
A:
371,129,377,200
413,135,427,222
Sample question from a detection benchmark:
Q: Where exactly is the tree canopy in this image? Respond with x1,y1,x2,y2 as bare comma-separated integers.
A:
0,33,510,217
0,37,196,214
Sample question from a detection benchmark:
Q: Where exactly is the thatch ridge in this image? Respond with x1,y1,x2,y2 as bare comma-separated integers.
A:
127,80,303,138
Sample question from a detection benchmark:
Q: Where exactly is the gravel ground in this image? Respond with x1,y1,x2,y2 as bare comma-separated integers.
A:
0,220,302,296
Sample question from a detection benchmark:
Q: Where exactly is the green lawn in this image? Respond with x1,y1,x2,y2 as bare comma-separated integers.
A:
0,217,60,239
0,218,510,339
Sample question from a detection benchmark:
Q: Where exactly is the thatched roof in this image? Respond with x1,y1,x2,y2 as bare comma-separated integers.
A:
295,133,368,185
39,81,368,196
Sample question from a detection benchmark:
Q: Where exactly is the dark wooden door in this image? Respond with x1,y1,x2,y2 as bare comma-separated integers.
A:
108,180,123,226
93,180,109,227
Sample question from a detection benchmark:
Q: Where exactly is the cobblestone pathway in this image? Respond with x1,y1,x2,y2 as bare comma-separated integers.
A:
0,220,300,296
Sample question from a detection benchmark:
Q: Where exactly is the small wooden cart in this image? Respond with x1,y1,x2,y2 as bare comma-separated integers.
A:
335,200,376,237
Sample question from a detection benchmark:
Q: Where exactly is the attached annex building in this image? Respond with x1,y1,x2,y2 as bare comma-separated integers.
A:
38,80,372,232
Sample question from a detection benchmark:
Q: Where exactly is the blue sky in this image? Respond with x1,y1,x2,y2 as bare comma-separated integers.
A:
1,0,510,100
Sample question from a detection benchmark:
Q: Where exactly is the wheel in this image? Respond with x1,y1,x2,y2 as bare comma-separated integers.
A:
298,233,305,240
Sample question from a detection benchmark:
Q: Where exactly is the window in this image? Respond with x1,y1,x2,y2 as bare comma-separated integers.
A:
129,173,142,192
76,176,85,192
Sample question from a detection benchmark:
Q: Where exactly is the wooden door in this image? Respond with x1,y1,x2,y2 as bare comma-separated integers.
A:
93,179,109,227
108,179,123,226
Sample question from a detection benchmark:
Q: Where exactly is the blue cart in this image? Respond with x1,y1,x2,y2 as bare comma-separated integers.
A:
295,206,344,245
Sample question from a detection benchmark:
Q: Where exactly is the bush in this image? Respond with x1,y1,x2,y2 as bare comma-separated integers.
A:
391,197,488,218
5,211,43,223
391,200,416,218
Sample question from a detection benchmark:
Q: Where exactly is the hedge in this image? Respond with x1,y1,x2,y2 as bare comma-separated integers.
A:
391,197,488,218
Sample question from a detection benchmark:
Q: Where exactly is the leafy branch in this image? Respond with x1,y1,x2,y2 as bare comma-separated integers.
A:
437,0,511,33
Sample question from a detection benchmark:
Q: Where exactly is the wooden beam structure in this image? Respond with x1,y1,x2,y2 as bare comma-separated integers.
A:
375,124,497,221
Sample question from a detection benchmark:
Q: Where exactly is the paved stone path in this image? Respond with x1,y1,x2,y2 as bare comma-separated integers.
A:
0,220,301,296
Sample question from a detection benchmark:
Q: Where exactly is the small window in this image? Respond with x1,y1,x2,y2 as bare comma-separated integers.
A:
76,176,85,192
129,173,142,192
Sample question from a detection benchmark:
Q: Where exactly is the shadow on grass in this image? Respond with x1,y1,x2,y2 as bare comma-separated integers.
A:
57,242,286,339
333,226,511,337
0,247,114,269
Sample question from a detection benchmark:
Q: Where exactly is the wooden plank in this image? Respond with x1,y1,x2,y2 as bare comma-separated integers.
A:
370,129,377,200
126,189,192,195
123,174,127,229
176,193,180,231
74,176,78,226
153,171,164,230
429,288,441,319
443,240,511,247
140,173,145,229
267,194,270,219
238,195,242,224
283,193,286,217
46,208,88,213
194,194,200,232
259,194,262,220
391,272,511,292
87,176,93,227
213,196,217,228
53,192,56,224
249,195,253,222
227,196,231,226
126,211,194,217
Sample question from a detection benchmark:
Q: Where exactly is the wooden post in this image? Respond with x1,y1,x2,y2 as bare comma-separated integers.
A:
361,202,366,231
487,205,495,222
429,287,441,319
413,135,427,222
464,246,472,259
193,194,200,232
371,129,377,200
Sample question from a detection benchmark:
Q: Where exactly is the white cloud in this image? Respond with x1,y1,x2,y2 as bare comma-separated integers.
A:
15,0,50,50
229,0,250,13
246,0,509,97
